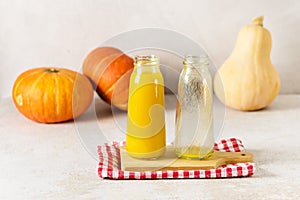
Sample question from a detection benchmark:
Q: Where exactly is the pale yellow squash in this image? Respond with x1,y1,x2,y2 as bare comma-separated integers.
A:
214,16,280,111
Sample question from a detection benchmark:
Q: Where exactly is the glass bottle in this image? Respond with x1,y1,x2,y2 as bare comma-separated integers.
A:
126,55,166,159
175,55,214,159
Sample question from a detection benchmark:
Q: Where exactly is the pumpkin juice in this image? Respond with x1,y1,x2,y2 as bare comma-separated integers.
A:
126,55,166,159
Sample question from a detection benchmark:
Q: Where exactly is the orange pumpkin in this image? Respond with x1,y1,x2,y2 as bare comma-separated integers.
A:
82,47,133,110
12,67,94,123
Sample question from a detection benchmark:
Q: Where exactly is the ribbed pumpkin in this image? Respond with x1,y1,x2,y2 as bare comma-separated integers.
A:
82,47,134,110
12,67,94,123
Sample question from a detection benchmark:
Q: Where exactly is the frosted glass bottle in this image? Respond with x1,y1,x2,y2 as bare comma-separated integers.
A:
175,55,214,159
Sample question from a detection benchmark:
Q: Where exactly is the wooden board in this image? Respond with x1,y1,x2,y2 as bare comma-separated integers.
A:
120,146,253,172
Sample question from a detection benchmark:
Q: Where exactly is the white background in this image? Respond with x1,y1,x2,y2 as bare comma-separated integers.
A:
1,0,299,98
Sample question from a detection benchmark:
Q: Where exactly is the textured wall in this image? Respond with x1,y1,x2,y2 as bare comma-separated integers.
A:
1,0,299,98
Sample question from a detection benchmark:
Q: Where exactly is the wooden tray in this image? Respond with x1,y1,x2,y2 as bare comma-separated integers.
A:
120,146,254,172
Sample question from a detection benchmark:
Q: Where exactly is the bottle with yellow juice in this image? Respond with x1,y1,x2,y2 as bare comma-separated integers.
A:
126,55,166,159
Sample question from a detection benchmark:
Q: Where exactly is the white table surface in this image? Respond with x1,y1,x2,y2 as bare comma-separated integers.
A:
0,94,299,200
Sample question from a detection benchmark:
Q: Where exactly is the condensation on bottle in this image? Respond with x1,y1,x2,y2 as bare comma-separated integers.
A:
175,55,214,160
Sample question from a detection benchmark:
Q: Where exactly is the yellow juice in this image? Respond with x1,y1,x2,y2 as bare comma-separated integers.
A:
126,55,166,159
175,146,214,160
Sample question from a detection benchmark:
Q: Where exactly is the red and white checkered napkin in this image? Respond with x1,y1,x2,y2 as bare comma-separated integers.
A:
97,138,255,180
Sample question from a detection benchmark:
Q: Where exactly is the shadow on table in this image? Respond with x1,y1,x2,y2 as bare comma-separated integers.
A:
257,96,300,112
75,98,116,123
246,149,277,178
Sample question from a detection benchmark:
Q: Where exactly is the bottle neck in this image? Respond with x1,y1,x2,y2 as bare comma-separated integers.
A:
183,55,209,70
134,55,160,73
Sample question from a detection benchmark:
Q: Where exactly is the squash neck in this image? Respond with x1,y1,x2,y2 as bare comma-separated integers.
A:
251,16,264,26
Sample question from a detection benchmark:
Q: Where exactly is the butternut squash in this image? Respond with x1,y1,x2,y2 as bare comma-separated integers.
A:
214,16,280,111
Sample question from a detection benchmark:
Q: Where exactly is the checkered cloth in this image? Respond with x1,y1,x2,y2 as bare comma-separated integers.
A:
98,138,255,179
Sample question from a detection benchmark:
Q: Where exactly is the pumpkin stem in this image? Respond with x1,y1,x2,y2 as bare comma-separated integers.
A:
45,68,59,73
251,16,264,26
